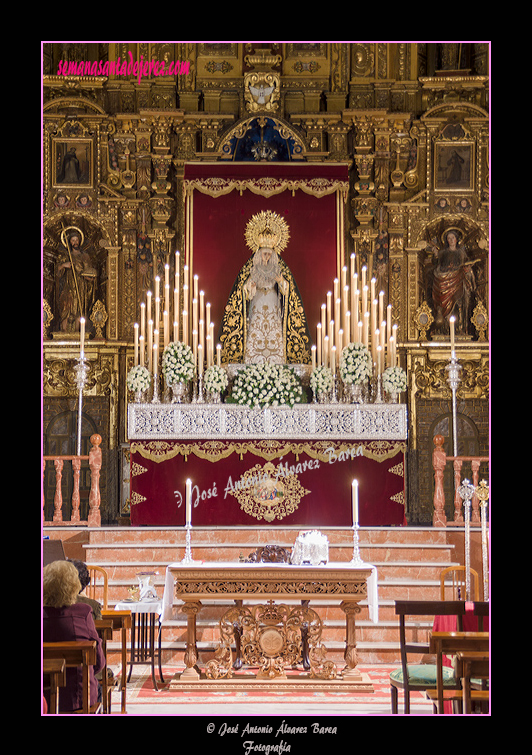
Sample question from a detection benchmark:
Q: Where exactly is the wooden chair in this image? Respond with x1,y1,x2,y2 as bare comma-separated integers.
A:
426,631,489,713
101,609,132,714
440,565,480,601
43,658,66,714
456,650,490,714
389,600,466,714
85,565,109,609
43,641,102,714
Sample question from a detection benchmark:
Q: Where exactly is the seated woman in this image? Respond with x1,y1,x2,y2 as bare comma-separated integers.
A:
43,560,106,712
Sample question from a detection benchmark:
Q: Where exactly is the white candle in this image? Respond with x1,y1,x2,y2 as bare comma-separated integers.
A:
317,323,322,366
450,315,456,355
140,302,146,343
217,343,221,367
186,478,192,525
311,344,316,370
80,317,85,356
352,479,359,526
134,322,139,365
198,343,203,375
139,334,145,367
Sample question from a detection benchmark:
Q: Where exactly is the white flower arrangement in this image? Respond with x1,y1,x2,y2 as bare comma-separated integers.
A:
310,364,333,395
161,341,195,385
127,364,151,394
229,362,304,409
204,364,228,395
339,342,373,385
382,365,407,394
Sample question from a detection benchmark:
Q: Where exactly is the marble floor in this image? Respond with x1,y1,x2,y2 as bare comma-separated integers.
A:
108,663,434,718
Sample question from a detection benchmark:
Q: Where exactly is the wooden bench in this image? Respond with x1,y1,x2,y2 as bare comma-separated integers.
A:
43,641,102,714
43,658,66,714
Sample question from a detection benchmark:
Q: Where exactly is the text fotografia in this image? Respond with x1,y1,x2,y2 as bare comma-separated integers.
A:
57,53,190,83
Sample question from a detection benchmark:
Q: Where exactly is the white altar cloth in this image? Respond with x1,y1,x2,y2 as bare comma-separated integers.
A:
161,561,378,624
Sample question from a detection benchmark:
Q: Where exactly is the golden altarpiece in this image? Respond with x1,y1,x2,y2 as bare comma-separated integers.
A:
42,43,489,526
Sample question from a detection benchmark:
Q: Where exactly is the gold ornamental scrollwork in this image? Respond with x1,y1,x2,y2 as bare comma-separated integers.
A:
129,439,407,464
205,601,337,680
227,461,309,523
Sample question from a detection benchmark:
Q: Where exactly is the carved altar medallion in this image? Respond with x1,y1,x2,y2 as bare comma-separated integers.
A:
227,461,310,523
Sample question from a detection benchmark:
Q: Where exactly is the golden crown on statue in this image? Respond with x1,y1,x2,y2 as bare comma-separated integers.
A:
245,210,290,254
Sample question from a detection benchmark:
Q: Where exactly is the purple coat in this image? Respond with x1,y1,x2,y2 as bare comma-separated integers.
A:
43,603,106,712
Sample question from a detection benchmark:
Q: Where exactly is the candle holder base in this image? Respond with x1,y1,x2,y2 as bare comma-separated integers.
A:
350,524,364,565
181,524,194,564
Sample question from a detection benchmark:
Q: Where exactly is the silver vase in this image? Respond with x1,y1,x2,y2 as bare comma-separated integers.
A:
170,380,188,403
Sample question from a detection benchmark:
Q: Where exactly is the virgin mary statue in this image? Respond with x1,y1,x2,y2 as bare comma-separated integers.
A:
220,210,311,365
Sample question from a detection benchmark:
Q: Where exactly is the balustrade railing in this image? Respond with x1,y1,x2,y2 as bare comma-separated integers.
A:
43,433,102,527
432,434,489,527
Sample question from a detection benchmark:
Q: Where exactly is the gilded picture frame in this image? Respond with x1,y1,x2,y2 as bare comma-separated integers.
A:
434,141,474,192
52,138,93,188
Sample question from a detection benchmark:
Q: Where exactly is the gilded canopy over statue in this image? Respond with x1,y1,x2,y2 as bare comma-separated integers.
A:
220,210,311,365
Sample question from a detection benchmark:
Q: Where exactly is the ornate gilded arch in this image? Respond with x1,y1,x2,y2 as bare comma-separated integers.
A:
216,116,307,161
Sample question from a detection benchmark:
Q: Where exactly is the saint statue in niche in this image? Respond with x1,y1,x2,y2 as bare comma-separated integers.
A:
55,226,98,334
219,210,311,365
426,227,483,337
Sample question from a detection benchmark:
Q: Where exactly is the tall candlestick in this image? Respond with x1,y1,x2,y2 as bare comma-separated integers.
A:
352,479,359,526
324,335,329,369
317,323,322,366
331,346,336,375
173,320,178,343
155,276,160,307
311,344,316,370
139,334,145,367
186,478,192,525
217,343,221,367
134,323,139,365
326,291,332,326
182,310,188,346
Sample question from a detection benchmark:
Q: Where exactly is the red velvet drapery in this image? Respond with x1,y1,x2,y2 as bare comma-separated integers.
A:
184,162,349,348
130,440,406,527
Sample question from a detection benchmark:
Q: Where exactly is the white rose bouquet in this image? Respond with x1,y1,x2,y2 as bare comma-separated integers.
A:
161,341,195,385
382,365,407,394
229,363,304,409
310,365,333,396
339,342,372,385
204,364,228,395
127,364,151,394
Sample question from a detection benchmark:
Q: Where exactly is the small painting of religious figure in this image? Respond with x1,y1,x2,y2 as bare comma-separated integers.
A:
219,210,311,365
53,139,92,187
434,143,473,191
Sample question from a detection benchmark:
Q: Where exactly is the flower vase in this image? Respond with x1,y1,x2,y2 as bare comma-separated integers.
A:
346,383,364,404
170,381,188,403
387,391,399,404
207,390,221,404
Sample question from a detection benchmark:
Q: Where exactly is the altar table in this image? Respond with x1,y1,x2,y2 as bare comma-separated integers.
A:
161,560,377,689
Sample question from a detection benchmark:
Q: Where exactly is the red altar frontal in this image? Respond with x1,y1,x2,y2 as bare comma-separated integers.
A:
129,437,406,528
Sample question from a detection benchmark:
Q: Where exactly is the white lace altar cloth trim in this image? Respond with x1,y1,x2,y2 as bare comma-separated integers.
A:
128,402,407,440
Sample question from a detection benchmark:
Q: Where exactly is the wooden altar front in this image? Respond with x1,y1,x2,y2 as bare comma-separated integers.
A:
161,561,375,691
128,402,407,527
